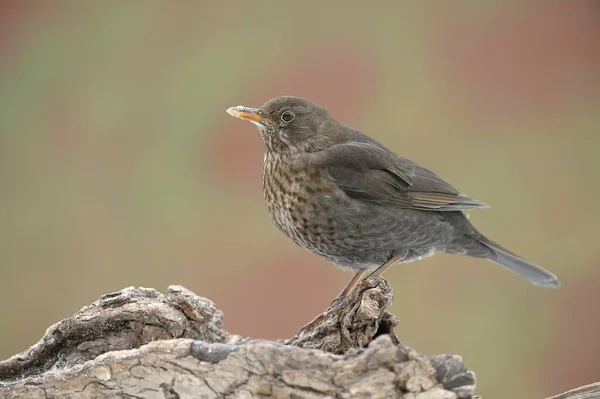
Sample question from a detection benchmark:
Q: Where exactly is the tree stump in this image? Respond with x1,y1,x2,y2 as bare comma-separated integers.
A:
0,276,590,398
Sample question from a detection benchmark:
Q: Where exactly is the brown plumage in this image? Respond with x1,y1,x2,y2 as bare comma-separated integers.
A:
227,96,560,300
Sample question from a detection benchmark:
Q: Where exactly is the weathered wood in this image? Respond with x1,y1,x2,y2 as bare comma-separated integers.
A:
0,277,593,398
0,278,473,398
547,383,600,399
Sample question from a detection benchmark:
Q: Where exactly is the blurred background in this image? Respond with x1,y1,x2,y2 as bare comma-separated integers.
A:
0,1,599,398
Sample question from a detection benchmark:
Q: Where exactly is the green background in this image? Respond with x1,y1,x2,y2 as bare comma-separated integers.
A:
1,2,599,398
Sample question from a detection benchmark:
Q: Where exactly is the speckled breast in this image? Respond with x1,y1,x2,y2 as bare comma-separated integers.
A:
261,152,333,251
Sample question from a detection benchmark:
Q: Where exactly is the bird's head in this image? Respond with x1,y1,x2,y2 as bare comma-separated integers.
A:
227,96,333,154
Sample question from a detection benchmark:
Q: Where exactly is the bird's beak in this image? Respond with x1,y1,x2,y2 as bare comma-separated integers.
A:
226,106,271,126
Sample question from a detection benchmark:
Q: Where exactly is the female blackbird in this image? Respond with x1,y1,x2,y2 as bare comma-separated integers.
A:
227,96,560,299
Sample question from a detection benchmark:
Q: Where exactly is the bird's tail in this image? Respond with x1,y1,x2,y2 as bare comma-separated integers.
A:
471,235,560,288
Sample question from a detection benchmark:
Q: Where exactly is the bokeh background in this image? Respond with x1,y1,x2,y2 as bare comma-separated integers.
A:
1,1,599,398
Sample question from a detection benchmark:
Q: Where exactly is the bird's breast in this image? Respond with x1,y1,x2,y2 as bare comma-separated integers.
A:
262,153,334,247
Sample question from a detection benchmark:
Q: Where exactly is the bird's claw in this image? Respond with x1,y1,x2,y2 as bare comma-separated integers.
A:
297,277,382,336
358,276,380,290
329,295,346,309
297,297,347,335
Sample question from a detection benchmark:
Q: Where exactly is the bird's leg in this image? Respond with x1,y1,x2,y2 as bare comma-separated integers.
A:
297,271,365,334
364,256,400,280
298,254,407,335
331,270,366,306
363,251,408,281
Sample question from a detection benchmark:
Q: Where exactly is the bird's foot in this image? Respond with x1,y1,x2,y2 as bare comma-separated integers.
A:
297,294,348,335
296,278,383,336
329,294,346,309
358,276,380,290
297,312,327,334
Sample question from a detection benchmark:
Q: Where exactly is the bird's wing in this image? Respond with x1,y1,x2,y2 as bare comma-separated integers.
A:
315,142,488,211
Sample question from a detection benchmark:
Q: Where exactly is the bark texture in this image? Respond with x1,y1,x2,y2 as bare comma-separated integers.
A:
546,383,600,399
0,278,490,398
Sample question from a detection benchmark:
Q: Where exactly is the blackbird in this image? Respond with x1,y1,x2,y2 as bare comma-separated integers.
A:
226,96,560,301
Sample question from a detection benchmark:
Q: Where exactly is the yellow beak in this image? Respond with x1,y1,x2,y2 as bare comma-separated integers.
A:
226,106,271,125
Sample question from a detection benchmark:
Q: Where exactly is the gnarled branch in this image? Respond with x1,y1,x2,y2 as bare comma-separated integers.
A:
0,278,474,398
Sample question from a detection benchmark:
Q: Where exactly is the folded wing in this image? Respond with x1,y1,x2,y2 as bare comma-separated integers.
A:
316,142,488,211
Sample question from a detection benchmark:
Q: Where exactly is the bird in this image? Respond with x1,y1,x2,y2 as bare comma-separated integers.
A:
226,96,560,305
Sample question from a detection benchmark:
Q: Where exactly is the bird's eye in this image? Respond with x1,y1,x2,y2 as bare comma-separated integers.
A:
281,111,295,122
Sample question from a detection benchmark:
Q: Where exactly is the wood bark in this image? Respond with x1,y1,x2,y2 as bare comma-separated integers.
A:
0,277,593,398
